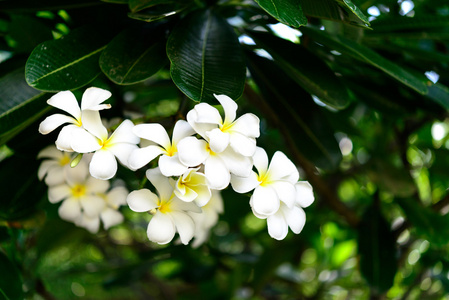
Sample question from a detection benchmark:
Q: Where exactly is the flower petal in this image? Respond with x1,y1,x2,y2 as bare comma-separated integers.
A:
272,181,296,208
106,186,128,208
267,211,288,240
86,177,110,194
133,123,171,149
100,208,124,229
295,181,315,208
147,212,175,244
214,94,236,125
89,150,117,180
192,185,212,207
230,172,259,194
206,128,230,154
80,195,105,217
177,137,209,167
193,103,222,124
44,165,66,186
229,133,256,157
58,198,81,221
219,147,252,178
253,147,269,175
47,91,81,120
251,186,280,216
159,154,188,177
204,156,230,190
108,143,138,168
70,127,102,153
128,145,164,170
186,109,216,138
65,159,89,185
170,211,195,245
39,114,77,135
38,160,56,180
38,146,64,159
230,113,260,138
108,119,140,144
81,87,112,111
146,168,174,200
48,184,71,203
77,215,100,233
55,125,77,152
127,189,159,212
282,204,306,234
81,110,108,141
172,120,195,144
267,151,299,182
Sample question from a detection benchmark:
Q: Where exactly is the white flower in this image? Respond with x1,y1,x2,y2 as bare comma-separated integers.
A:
47,158,108,223
70,119,140,180
126,168,201,245
128,120,195,176
173,168,211,207
187,94,260,156
38,87,112,151
37,145,73,186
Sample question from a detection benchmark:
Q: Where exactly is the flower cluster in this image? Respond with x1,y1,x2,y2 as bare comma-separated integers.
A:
38,87,314,245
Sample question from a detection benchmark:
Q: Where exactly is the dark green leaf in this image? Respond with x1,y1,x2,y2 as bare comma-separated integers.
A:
246,50,342,170
0,69,51,146
357,203,397,294
25,26,115,92
0,251,23,300
300,26,428,95
128,3,188,22
0,0,101,12
167,9,246,103
425,83,449,110
254,0,307,28
7,15,53,53
370,15,449,32
129,0,169,12
248,30,350,109
100,25,167,85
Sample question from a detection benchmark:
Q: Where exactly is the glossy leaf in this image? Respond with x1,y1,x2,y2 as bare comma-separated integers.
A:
25,26,114,92
248,30,350,109
300,27,428,95
129,0,169,12
128,3,189,22
7,15,53,53
0,252,23,300
246,50,342,170
357,203,397,294
254,0,307,28
0,68,50,146
100,25,167,85
167,9,246,103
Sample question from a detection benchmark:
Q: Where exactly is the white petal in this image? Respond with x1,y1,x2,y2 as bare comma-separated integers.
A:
128,145,164,170
230,172,259,194
58,198,81,221
133,123,171,149
78,215,100,233
282,205,306,234
193,103,222,124
108,120,140,144
272,181,296,208
65,159,89,185
127,189,159,212
80,195,105,217
177,137,209,167
186,109,216,138
267,212,288,240
267,151,299,182
295,181,315,208
39,114,77,135
192,185,212,207
210,190,224,214
108,143,138,167
251,186,280,216
81,110,108,141
38,160,56,180
204,156,230,190
170,211,195,245
47,91,81,120
48,185,71,203
86,177,110,194
159,154,188,177
230,113,260,138
214,94,236,125
253,147,269,175
38,146,64,159
100,208,124,229
219,147,252,178
70,127,102,153
206,128,230,153
81,87,112,111
147,212,175,244
106,186,128,208
55,125,77,152
89,150,117,180
170,198,202,213
44,166,66,186
172,120,195,144
146,168,174,200
229,134,256,157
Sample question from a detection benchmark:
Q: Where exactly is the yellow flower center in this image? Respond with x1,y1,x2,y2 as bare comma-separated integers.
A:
220,121,234,133
100,136,113,150
71,184,86,198
159,202,171,214
165,144,176,157
257,172,271,187
59,155,71,166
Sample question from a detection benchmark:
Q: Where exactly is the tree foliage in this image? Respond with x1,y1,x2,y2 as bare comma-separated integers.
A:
1,0,449,299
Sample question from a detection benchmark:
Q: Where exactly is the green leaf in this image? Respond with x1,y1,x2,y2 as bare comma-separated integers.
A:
357,203,397,295
300,26,428,95
0,251,23,300
300,0,370,28
100,25,167,85
128,3,189,23
246,51,342,170
425,83,449,110
167,9,246,103
0,0,101,12
0,69,51,146
129,0,169,12
25,26,114,92
254,0,307,28
7,15,53,53
370,15,449,32
248,30,350,109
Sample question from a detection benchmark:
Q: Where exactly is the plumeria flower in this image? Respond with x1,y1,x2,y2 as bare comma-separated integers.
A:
37,145,73,186
187,94,260,156
189,190,224,248
126,168,201,245
47,157,108,224
38,87,112,151
128,120,195,176
70,118,140,180
173,168,211,207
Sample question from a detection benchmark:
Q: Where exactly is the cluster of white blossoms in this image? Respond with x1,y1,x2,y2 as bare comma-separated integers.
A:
38,87,314,245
